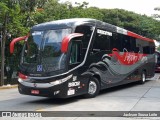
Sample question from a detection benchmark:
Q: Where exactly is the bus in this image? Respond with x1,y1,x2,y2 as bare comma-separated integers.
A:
10,18,156,98
155,51,160,72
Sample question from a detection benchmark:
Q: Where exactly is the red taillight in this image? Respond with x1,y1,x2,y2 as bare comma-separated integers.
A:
18,72,28,80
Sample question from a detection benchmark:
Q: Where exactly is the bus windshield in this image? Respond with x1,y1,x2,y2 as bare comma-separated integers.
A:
22,28,71,72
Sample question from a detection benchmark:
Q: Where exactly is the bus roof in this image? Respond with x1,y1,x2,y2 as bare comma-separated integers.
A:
31,18,154,43
31,18,96,31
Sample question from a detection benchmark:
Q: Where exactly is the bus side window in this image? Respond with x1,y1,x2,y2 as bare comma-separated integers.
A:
92,29,111,52
75,25,93,59
136,39,143,53
110,33,122,52
122,36,131,52
69,41,82,64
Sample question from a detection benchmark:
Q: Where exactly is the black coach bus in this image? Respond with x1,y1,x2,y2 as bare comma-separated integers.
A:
10,18,156,98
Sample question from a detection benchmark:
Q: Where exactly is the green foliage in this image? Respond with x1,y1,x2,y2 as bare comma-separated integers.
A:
42,0,70,21
0,0,160,72
101,8,160,40
1,1,159,40
0,0,47,71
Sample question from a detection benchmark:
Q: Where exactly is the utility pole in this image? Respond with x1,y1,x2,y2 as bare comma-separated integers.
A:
0,23,3,86
0,13,7,86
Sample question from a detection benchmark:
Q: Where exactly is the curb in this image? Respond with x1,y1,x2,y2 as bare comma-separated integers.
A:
0,85,18,90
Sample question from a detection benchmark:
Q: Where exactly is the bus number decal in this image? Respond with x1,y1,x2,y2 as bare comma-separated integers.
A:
68,81,80,87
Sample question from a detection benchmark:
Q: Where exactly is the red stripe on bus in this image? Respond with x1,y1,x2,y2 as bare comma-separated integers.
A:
127,31,154,42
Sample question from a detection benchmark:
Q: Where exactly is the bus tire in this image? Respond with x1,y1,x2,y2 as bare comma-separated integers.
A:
84,77,100,98
139,71,146,84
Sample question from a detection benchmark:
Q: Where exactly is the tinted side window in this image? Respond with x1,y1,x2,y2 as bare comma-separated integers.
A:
150,42,155,54
121,35,136,52
75,25,93,48
75,25,93,59
111,33,133,52
110,33,122,51
69,41,81,64
130,37,137,52
92,29,111,51
136,39,155,54
136,39,143,53
122,36,131,52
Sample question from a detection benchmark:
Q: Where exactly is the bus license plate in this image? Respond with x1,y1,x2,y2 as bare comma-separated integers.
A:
31,90,39,94
67,89,75,96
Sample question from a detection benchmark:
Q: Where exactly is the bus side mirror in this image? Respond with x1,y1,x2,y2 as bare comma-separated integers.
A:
10,36,27,54
61,33,83,53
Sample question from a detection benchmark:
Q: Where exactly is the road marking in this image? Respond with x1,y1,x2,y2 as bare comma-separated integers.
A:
36,109,45,111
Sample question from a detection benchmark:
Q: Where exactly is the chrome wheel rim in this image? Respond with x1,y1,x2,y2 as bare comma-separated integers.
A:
88,81,97,94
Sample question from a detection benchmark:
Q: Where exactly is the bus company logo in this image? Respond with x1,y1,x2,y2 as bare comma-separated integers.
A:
1,112,42,118
97,29,112,36
37,65,43,72
2,112,11,117
124,52,146,64
124,52,139,64
33,83,37,87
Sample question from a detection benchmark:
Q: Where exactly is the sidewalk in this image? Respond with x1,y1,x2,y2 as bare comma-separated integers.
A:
0,84,18,90
0,78,18,90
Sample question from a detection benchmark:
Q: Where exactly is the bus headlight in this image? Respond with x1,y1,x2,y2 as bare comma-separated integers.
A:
18,78,23,83
50,74,73,86
18,78,31,83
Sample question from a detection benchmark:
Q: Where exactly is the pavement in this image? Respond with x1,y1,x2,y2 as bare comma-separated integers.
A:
0,74,160,120
0,77,18,90
0,84,18,90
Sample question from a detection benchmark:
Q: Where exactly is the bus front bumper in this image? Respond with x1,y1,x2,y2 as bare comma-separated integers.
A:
18,80,70,98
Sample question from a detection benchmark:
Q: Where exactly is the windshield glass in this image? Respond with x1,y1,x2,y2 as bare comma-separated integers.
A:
22,28,71,72
22,31,42,63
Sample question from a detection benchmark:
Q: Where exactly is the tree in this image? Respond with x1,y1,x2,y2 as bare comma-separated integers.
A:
101,8,160,40
0,0,12,85
18,0,47,27
39,0,71,22
0,0,46,85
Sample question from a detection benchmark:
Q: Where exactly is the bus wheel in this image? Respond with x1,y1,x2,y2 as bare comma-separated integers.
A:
139,71,146,84
84,77,100,98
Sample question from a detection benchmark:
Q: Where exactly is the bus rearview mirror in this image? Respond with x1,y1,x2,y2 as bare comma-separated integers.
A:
10,36,27,54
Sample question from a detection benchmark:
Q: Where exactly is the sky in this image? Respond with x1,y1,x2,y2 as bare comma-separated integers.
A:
60,0,160,17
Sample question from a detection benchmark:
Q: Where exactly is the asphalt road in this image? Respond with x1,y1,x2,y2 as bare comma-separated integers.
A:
0,73,160,120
